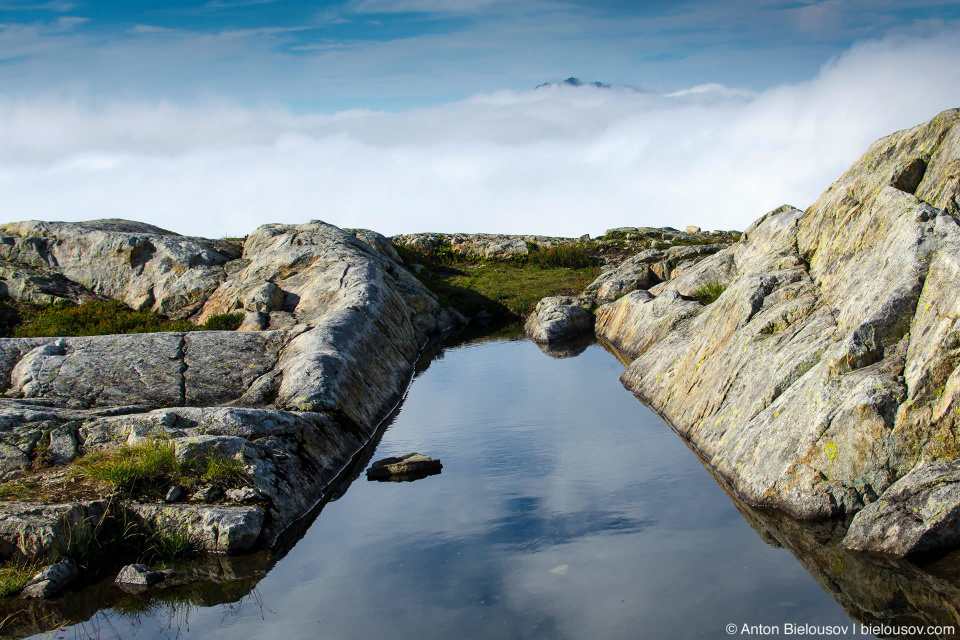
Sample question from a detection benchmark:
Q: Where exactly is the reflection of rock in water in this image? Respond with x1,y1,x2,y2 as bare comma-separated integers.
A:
534,333,595,359
699,446,960,639
596,335,634,368
0,552,271,639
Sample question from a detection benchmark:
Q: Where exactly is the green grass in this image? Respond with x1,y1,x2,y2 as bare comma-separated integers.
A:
79,439,180,492
3,300,244,338
424,263,601,318
77,438,249,499
0,563,36,597
394,241,601,319
692,281,727,305
527,244,596,269
201,454,246,483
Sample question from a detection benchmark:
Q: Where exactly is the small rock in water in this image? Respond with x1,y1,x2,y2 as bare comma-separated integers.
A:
115,564,166,587
367,453,442,481
22,560,78,599
165,486,183,502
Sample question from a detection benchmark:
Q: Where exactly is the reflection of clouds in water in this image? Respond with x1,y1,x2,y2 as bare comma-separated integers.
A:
30,340,856,640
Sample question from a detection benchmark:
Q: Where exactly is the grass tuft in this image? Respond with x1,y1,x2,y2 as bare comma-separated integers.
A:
60,501,199,574
201,312,243,331
692,281,727,305
201,454,246,483
0,563,36,598
79,439,180,492
528,244,596,269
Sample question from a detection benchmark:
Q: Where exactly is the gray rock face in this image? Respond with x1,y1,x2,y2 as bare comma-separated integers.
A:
0,219,238,317
590,109,960,553
524,297,594,344
0,219,465,560
0,501,107,562
842,459,960,557
22,560,78,599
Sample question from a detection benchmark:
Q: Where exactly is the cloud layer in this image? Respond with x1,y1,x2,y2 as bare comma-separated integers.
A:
1,26,959,238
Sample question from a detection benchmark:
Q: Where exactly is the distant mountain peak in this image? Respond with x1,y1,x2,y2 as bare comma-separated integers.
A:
535,76,610,90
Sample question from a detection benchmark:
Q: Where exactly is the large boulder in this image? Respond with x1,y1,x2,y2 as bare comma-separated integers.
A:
524,297,594,344
595,109,960,554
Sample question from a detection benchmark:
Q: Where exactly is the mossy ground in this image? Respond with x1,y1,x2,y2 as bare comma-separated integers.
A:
0,299,242,338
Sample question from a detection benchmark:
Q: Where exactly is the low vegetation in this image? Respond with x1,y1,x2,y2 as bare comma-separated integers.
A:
692,281,727,305
79,439,180,493
61,501,198,574
0,299,243,338
528,244,596,269
394,242,601,319
0,564,36,598
77,439,249,499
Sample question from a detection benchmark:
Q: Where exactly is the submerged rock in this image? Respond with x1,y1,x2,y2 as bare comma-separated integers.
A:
366,453,442,481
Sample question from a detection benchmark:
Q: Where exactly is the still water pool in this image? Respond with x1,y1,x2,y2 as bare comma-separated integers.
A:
22,335,960,639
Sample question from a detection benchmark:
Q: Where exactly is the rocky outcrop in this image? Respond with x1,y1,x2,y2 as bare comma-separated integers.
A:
0,220,465,560
393,233,573,261
523,297,594,344
588,109,960,556
522,234,737,343
841,459,960,556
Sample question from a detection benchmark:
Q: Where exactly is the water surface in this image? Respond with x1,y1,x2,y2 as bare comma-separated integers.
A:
19,336,960,639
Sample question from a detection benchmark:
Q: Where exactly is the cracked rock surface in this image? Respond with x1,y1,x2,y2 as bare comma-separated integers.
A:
0,220,465,559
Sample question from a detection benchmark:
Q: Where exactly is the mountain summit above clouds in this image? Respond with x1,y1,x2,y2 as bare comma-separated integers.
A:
535,77,611,89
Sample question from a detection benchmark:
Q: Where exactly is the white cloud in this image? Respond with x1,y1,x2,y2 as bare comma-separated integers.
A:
0,27,959,239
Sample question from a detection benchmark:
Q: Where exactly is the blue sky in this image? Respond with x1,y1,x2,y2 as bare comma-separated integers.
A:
2,0,959,110
0,1,959,237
